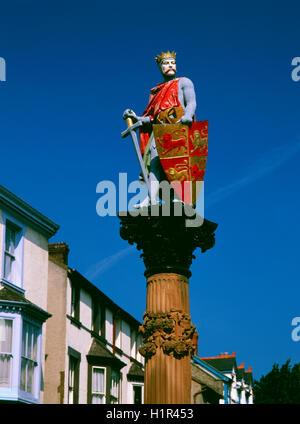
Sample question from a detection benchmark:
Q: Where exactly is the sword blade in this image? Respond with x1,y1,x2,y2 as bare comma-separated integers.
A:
127,128,151,197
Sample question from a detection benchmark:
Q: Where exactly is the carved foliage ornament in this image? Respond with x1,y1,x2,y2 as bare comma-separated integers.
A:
138,310,196,359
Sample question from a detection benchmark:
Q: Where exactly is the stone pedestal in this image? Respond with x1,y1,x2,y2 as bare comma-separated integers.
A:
118,204,217,404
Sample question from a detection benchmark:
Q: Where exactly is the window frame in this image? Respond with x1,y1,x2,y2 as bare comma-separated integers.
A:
19,319,41,400
113,315,122,353
92,301,105,337
110,368,120,404
87,362,123,405
130,329,137,359
67,347,81,404
130,382,144,404
70,282,80,322
0,317,13,388
1,213,25,292
4,223,16,282
91,366,106,404
115,317,122,350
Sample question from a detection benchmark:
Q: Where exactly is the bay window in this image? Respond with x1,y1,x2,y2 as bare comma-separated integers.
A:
87,338,125,404
0,308,45,403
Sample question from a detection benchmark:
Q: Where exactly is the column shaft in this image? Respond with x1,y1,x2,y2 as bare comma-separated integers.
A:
144,273,192,404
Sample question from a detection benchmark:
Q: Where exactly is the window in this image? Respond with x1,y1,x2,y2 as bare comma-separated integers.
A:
110,370,120,404
0,319,13,387
91,367,106,404
130,329,137,359
70,283,80,321
20,321,39,394
115,318,122,350
92,302,102,335
4,224,16,282
3,220,23,287
68,352,80,404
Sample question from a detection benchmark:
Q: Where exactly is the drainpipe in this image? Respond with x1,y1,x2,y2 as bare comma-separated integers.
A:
224,382,228,404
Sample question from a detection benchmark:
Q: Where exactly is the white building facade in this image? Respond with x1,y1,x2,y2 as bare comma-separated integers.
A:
44,244,144,404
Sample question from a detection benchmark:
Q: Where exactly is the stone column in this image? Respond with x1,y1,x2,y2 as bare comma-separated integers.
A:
118,204,217,404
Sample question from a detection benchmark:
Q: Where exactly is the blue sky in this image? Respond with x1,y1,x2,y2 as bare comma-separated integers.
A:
1,0,300,380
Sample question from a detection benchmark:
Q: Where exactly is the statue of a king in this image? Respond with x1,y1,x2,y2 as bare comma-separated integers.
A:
123,51,197,207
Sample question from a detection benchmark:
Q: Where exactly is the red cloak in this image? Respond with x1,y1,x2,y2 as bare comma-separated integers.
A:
139,78,182,155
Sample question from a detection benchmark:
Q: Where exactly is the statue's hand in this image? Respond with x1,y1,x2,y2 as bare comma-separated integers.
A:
123,109,151,126
123,109,138,122
178,114,193,126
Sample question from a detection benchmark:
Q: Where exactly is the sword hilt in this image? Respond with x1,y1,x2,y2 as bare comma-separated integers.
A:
121,120,143,138
126,117,134,128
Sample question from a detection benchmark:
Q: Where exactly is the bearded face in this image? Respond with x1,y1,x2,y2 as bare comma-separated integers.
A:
159,59,177,78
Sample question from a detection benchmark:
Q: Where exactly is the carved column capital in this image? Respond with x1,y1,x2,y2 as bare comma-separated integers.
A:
138,309,197,359
118,205,217,278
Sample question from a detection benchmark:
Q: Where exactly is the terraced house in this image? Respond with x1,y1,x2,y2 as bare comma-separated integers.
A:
44,242,144,404
197,352,253,404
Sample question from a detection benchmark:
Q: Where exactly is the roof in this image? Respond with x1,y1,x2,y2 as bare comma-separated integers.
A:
0,285,51,323
0,184,59,238
202,357,237,373
0,285,33,303
200,352,237,373
127,362,144,382
199,353,253,386
86,338,126,369
87,338,116,358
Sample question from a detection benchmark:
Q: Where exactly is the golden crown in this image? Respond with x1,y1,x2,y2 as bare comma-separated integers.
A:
155,51,176,64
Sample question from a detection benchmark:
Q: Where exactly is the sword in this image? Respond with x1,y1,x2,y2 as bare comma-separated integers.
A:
121,117,151,197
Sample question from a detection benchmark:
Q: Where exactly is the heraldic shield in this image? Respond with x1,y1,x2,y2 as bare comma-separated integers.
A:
153,121,208,205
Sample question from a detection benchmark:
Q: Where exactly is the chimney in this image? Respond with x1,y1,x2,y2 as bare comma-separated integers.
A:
220,351,235,358
238,362,245,369
246,366,252,373
49,242,70,265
